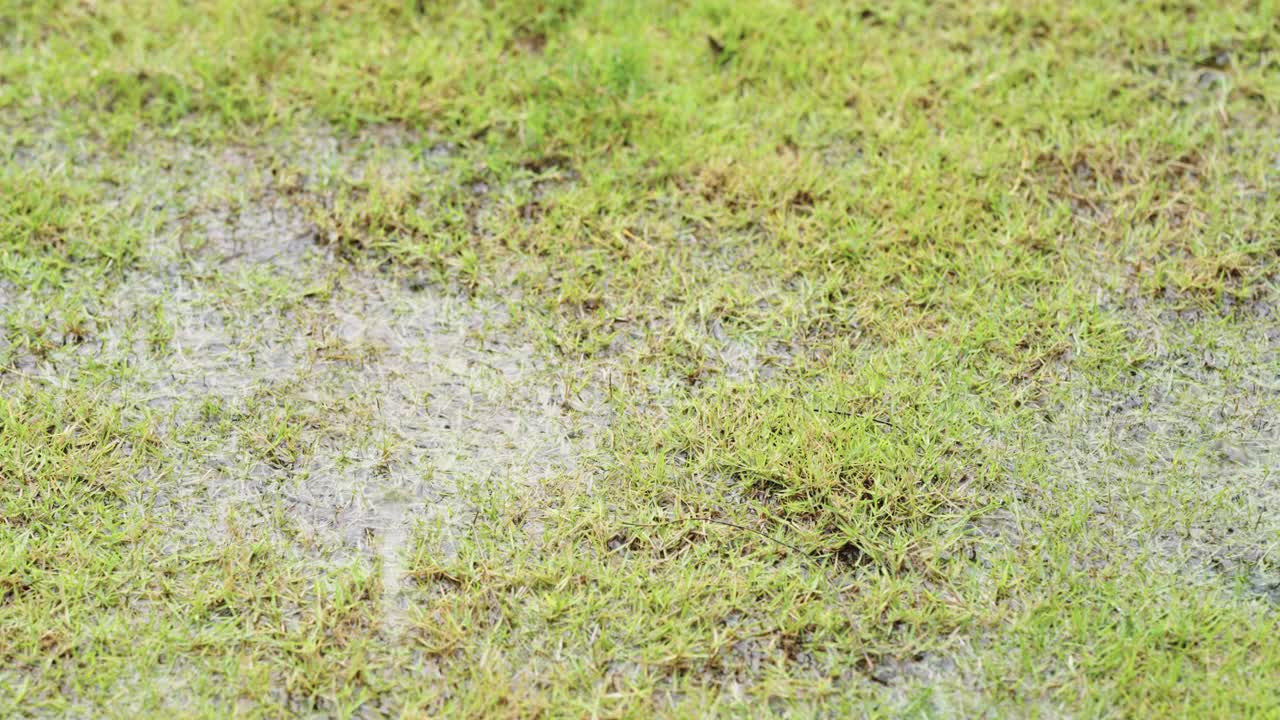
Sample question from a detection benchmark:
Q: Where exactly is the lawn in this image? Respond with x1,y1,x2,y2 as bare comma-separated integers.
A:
1,1,1278,717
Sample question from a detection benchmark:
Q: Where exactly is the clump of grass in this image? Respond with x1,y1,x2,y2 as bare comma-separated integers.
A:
666,380,985,569
0,168,138,287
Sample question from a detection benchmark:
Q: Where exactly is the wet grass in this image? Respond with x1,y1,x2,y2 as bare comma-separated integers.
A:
2,1,1279,716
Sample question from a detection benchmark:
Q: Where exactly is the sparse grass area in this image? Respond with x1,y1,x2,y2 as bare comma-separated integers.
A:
2,1,1279,717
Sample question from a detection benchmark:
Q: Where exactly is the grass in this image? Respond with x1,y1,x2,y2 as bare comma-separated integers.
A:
2,0,1279,716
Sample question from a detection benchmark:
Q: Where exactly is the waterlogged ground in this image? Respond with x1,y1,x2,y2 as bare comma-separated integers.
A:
6,133,613,626
2,2,1280,717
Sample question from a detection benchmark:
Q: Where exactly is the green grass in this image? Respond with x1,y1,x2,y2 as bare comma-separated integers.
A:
2,0,1279,716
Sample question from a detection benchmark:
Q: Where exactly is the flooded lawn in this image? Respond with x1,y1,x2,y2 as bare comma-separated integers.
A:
3,2,1279,716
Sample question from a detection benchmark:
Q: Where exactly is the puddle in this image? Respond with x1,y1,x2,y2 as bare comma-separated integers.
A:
2,141,607,630
1019,308,1280,594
